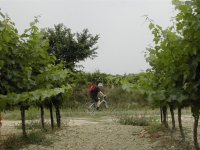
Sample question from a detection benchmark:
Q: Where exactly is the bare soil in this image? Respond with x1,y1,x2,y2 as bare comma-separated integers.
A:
1,117,154,150
0,114,196,150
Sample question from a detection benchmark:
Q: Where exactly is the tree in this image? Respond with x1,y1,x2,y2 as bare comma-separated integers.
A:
45,24,99,70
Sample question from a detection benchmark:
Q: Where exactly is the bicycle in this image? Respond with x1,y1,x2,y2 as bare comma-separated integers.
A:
84,97,109,114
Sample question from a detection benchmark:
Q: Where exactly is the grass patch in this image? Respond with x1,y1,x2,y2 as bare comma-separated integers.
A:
27,131,52,145
61,108,115,118
145,123,168,134
145,123,194,149
2,107,161,121
26,121,43,130
117,114,155,126
14,121,60,133
3,107,56,121
1,130,53,150
15,121,44,130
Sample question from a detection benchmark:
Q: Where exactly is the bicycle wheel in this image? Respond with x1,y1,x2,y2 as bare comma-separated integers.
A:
100,99,115,112
84,102,96,114
99,100,109,110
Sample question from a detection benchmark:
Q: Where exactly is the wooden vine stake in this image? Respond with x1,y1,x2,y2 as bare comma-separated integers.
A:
0,113,2,141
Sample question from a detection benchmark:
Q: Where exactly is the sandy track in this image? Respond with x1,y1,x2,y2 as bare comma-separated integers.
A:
15,118,153,150
0,114,196,150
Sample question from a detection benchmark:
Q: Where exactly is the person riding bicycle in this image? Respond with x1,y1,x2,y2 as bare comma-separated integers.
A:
89,82,106,110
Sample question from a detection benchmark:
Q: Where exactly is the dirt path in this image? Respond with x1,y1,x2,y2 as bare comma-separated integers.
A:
15,117,153,150
0,114,196,150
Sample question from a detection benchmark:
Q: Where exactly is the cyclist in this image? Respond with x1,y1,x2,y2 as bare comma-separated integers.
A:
89,82,106,110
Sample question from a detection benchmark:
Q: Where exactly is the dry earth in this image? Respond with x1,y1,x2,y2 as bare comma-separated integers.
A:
0,114,196,150
1,117,155,150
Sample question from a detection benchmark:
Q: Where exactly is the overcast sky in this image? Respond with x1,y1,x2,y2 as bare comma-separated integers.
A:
1,0,174,75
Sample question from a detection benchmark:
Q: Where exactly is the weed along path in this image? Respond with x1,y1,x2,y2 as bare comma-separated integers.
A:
13,117,154,150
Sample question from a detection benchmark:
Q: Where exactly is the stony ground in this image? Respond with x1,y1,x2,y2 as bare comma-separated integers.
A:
0,113,196,150
24,118,154,150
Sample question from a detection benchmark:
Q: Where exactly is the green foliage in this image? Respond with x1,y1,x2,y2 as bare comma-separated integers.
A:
60,71,149,109
142,1,200,149
144,0,200,107
0,11,75,138
45,24,99,70
85,70,123,86
0,11,72,111
0,86,71,109
107,86,146,108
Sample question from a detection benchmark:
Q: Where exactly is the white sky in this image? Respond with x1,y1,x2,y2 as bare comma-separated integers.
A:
1,0,174,75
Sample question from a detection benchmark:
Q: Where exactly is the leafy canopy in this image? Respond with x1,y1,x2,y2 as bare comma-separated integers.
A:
0,12,72,110
45,24,99,70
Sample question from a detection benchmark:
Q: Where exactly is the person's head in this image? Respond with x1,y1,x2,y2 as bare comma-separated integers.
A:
97,82,103,89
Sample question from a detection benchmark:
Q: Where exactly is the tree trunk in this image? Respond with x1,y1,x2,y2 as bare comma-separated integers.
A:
162,106,168,128
55,104,61,128
192,105,200,150
20,106,27,137
169,104,175,130
160,106,163,124
194,114,199,150
40,105,45,129
49,103,54,129
178,106,185,141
